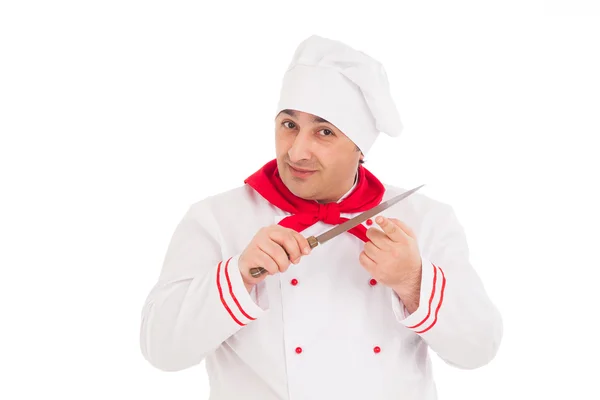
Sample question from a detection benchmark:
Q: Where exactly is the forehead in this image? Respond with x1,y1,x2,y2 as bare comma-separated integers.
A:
276,109,330,124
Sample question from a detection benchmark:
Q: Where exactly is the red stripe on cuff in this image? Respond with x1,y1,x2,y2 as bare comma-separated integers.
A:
406,263,437,329
415,266,446,334
216,261,245,326
225,257,256,321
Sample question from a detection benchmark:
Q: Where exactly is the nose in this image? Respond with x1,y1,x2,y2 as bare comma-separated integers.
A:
287,129,313,163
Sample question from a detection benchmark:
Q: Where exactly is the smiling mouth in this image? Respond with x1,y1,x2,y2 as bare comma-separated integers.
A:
288,164,317,177
290,165,315,172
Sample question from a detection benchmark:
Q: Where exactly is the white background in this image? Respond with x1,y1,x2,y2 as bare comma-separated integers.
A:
1,1,599,399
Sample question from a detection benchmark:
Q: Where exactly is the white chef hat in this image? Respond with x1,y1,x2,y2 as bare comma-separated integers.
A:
275,35,403,155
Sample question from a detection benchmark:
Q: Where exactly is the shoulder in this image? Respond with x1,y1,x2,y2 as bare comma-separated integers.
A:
184,184,281,230
382,183,452,216
186,185,263,215
380,183,461,239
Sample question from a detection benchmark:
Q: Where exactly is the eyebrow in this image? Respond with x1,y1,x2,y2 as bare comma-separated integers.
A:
278,109,331,125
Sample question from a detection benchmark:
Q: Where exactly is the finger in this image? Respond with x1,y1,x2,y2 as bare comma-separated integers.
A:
365,227,394,251
258,240,291,272
389,218,416,239
254,248,279,276
375,215,409,242
290,230,311,256
362,241,381,263
359,250,376,273
270,230,305,262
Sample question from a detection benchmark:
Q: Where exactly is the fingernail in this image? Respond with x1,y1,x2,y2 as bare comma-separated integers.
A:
303,247,310,254
376,216,383,223
293,258,300,264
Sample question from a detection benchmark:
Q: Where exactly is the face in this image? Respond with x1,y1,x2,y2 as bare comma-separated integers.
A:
275,109,363,203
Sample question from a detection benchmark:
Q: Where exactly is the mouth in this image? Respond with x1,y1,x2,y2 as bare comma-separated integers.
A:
287,164,317,179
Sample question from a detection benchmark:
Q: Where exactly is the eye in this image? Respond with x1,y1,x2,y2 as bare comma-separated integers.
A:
282,121,296,129
318,128,335,136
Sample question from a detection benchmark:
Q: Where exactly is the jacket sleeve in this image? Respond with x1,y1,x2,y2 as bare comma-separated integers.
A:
139,204,268,372
391,203,503,369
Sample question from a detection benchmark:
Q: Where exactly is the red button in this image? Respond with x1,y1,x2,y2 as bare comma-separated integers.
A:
291,278,298,286
295,347,303,354
374,346,381,354
369,279,377,286
366,218,373,226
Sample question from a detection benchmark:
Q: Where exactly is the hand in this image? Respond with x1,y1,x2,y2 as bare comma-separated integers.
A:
359,216,422,310
238,225,311,291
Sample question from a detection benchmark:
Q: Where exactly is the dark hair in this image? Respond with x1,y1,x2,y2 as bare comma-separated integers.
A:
356,145,364,164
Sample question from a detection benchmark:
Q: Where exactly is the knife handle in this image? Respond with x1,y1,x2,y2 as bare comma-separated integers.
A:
249,236,318,278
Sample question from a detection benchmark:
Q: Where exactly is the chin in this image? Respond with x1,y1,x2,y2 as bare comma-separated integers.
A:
281,170,316,200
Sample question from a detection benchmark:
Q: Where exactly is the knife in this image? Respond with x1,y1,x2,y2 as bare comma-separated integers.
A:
249,184,425,278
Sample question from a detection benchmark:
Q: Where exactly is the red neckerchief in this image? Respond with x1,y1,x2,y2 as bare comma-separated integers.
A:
244,159,384,242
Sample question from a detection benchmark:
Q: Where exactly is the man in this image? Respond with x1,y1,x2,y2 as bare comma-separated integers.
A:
140,35,503,399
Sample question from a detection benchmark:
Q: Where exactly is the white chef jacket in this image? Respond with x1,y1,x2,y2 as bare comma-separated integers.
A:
140,182,503,400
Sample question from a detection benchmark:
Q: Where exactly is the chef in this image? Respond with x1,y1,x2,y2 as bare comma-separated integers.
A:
140,34,503,399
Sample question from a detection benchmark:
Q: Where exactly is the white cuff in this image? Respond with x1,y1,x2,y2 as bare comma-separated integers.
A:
216,254,267,326
392,257,447,334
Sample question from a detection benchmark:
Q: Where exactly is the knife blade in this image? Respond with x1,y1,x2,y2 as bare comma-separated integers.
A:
312,183,425,246
249,184,424,278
